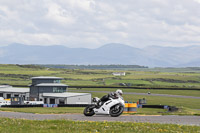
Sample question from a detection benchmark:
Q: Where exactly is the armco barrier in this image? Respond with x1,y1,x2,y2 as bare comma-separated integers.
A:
141,105,178,112
142,105,165,109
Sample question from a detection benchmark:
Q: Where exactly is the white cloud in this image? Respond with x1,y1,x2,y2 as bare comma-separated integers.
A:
45,3,75,25
194,0,200,3
0,0,200,48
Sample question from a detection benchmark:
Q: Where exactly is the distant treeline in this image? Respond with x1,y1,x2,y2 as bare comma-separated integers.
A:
38,65,148,70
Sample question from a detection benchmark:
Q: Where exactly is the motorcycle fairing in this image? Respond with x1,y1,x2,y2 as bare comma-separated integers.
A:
93,99,120,115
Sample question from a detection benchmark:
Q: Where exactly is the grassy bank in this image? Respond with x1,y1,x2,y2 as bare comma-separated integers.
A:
0,118,199,133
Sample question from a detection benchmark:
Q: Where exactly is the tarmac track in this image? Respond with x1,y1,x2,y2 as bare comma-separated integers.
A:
71,90,200,99
0,111,200,126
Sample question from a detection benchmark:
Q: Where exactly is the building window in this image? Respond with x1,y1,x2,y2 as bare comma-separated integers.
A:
6,94,11,99
54,80,60,83
14,94,19,97
53,87,65,93
0,93,3,97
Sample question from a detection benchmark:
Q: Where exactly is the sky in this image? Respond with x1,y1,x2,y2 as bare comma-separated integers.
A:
0,0,200,49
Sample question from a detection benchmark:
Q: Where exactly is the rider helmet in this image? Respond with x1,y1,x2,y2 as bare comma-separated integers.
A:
116,89,123,96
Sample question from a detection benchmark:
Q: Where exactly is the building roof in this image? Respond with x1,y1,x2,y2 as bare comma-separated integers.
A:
31,76,63,80
0,86,29,93
35,83,68,87
42,92,91,98
0,85,12,88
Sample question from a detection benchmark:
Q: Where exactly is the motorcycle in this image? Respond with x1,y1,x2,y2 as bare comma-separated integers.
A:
83,96,125,117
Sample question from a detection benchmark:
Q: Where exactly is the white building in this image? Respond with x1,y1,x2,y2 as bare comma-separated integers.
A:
0,85,29,100
42,92,91,104
112,72,126,76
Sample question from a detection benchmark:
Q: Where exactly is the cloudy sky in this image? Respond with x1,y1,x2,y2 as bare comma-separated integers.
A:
0,0,200,49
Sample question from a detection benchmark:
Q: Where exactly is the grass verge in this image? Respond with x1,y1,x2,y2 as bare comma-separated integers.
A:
0,107,200,116
0,107,84,114
0,118,200,133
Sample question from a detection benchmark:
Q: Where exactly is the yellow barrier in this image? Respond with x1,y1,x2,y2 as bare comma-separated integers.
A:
123,103,129,113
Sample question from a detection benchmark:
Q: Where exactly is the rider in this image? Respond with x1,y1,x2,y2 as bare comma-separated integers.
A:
97,89,123,107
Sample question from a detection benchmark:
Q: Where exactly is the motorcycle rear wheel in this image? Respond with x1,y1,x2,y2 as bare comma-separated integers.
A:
83,105,95,116
109,104,124,117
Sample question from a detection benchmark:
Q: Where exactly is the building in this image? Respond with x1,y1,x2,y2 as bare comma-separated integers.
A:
0,76,92,105
112,72,126,76
29,76,68,101
0,85,29,100
30,76,91,104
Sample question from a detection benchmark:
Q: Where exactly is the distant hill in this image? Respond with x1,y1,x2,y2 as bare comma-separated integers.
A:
40,64,148,69
0,43,200,67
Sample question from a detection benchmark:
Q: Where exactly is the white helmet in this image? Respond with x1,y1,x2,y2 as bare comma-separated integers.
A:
116,89,123,96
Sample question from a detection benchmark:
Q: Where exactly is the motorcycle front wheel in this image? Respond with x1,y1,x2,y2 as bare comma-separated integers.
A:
109,104,124,117
83,105,95,116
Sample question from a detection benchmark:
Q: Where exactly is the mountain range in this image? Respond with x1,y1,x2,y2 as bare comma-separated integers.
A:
0,43,200,67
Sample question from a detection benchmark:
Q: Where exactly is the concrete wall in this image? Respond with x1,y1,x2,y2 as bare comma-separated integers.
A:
42,94,91,104
66,94,91,104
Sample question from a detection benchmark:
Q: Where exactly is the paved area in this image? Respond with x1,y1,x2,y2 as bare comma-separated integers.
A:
0,111,200,126
71,90,200,99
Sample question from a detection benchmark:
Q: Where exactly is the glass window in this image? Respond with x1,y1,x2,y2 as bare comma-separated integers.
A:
7,94,11,99
53,87,65,93
53,87,58,93
54,80,60,83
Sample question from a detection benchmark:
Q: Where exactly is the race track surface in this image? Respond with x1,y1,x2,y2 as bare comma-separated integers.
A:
0,111,200,126
72,90,200,99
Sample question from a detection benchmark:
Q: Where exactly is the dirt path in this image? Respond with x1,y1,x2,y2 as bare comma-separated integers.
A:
0,111,200,126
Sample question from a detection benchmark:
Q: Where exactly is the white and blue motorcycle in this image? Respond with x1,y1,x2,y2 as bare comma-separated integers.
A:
84,96,125,117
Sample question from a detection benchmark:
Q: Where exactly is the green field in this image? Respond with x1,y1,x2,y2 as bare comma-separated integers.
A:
0,118,199,133
1,64,200,89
